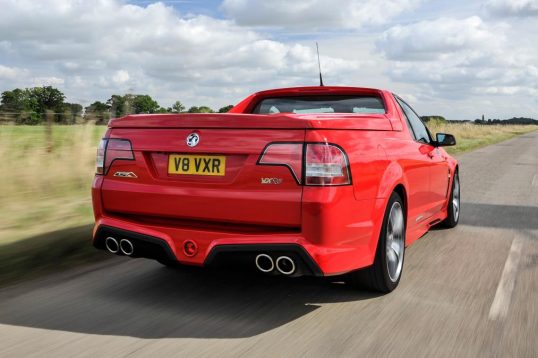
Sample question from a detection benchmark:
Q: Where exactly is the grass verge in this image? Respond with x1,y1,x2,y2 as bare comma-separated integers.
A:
426,121,537,154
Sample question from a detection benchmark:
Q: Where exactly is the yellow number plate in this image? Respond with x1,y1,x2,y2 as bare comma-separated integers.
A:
168,155,226,176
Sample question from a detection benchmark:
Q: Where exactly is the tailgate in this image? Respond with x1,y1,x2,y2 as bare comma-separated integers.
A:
101,127,305,229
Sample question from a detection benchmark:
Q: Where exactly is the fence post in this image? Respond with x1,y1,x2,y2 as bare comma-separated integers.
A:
45,110,53,153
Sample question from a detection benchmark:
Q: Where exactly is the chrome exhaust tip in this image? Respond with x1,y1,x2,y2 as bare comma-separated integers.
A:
119,239,134,256
276,256,296,276
105,237,119,254
255,254,274,273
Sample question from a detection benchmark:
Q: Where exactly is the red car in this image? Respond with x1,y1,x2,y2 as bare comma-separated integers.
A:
92,86,460,292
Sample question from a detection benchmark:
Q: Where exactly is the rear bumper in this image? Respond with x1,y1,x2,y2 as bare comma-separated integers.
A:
94,225,323,276
93,177,386,276
93,204,384,276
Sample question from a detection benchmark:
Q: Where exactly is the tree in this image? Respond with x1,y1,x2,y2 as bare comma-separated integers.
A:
85,101,111,124
30,86,66,120
132,94,159,114
198,106,214,113
171,100,185,113
107,94,160,117
1,87,66,124
218,105,234,113
107,94,129,118
60,103,83,124
1,89,28,113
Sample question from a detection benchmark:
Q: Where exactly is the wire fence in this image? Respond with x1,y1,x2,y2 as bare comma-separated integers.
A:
0,111,111,125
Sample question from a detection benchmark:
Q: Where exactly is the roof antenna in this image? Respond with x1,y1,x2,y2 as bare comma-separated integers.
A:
316,42,324,87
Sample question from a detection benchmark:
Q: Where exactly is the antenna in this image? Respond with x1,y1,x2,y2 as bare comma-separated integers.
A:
316,42,324,87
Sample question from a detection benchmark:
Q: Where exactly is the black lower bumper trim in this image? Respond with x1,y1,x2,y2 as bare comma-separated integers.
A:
204,244,323,277
94,225,323,276
94,225,177,263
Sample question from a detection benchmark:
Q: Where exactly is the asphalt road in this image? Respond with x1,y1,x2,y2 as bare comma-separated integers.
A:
1,131,538,358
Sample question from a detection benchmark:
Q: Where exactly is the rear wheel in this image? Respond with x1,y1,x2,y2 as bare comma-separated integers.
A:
348,191,405,293
441,170,460,228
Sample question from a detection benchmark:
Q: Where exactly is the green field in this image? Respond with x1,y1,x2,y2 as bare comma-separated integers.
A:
0,123,536,286
426,121,537,154
0,125,105,245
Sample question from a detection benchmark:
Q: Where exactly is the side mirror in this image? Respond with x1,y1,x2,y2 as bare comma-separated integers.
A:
435,133,456,147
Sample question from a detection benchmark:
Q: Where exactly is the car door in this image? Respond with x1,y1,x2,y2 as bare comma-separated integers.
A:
424,130,450,214
395,96,448,221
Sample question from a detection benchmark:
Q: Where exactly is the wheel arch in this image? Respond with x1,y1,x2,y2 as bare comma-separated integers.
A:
368,180,409,264
392,183,408,230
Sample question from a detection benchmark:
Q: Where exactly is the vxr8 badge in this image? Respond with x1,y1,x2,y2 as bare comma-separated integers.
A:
261,177,283,184
114,171,138,178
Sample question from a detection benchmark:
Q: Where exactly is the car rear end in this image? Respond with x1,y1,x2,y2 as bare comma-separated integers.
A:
92,87,394,276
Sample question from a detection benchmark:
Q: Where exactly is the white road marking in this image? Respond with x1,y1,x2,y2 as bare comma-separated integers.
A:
488,234,524,320
532,174,538,187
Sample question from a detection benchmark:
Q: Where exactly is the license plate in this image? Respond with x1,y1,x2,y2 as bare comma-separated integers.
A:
168,154,226,176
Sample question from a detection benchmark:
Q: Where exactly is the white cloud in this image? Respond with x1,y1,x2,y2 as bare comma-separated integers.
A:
375,15,538,114
31,76,65,87
0,65,27,80
0,0,362,108
221,0,420,29
377,17,502,61
486,0,538,17
112,70,130,84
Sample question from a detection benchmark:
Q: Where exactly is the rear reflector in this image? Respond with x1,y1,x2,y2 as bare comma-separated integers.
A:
257,142,351,186
183,240,198,257
96,138,135,175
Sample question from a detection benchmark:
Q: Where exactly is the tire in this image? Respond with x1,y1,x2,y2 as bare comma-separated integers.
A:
348,191,406,293
441,170,460,228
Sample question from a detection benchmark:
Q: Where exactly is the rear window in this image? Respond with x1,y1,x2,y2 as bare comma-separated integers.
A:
252,95,385,114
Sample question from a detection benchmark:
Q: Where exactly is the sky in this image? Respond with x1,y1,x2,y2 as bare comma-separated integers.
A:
0,0,537,119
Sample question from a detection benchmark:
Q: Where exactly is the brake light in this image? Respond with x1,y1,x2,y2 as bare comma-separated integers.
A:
96,138,134,175
257,142,351,186
257,143,303,183
305,143,351,186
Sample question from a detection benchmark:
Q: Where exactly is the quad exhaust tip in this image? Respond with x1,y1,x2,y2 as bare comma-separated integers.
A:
255,254,274,273
105,237,119,254
276,256,296,275
120,239,134,256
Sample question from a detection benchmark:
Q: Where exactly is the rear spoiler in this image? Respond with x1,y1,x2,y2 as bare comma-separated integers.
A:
108,113,393,131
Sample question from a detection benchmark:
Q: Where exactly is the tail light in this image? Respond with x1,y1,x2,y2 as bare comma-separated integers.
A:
257,142,351,186
257,143,303,183
96,138,134,175
305,143,351,186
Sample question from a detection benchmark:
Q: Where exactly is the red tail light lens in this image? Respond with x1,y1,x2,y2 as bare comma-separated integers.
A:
257,143,303,183
96,138,134,175
305,143,351,186
257,142,351,186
